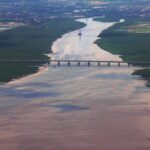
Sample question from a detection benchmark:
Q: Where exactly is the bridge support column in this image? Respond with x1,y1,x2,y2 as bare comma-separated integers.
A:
48,61,51,66
118,62,120,67
128,63,131,67
108,62,110,66
68,61,70,66
78,61,80,66
58,61,60,66
98,61,100,67
88,61,90,66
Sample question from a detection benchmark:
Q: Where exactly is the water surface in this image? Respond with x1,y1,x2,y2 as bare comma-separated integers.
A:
50,18,122,61
0,18,150,150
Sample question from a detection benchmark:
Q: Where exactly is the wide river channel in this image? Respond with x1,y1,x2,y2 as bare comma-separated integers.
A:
0,18,150,150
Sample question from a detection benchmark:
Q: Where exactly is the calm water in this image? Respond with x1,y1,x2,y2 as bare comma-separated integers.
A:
0,18,150,150
50,18,122,61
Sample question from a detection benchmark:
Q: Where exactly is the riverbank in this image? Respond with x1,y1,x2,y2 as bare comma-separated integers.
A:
1,18,150,150
94,17,150,87
50,18,121,61
8,18,122,85
0,18,85,83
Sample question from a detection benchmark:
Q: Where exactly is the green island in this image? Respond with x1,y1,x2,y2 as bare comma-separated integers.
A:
0,19,85,83
94,17,150,87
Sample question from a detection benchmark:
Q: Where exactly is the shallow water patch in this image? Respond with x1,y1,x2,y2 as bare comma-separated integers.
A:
0,87,60,99
40,103,89,112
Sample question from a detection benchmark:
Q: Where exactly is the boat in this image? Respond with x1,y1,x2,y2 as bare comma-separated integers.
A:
78,29,82,36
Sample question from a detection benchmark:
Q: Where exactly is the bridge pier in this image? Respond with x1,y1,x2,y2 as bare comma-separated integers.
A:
128,63,131,67
3,59,149,68
48,61,51,65
58,61,60,66
68,61,70,66
78,61,80,66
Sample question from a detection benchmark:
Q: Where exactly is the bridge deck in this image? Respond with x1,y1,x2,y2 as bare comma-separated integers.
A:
0,59,150,67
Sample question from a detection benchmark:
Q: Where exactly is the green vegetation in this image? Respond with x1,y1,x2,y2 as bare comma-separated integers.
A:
0,19,85,60
0,19,85,83
120,23,150,33
95,20,150,62
95,17,150,87
133,69,150,87
0,63,38,84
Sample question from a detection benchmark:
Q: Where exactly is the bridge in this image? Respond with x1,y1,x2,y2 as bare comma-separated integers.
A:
0,59,150,67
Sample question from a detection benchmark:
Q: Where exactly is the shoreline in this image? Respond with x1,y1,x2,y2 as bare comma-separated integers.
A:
8,19,87,85
0,18,85,83
49,18,121,61
8,64,48,85
9,18,120,85
1,19,150,150
95,18,150,87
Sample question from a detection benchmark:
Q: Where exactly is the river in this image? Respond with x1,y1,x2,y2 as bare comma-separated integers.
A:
0,18,150,150
50,18,122,61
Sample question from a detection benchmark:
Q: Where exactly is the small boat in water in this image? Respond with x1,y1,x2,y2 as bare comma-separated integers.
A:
78,29,82,36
